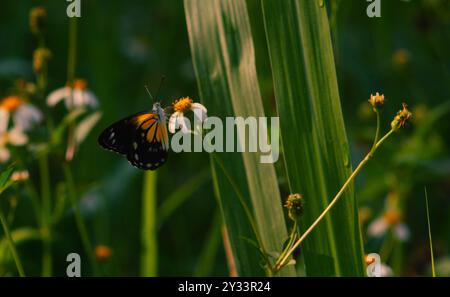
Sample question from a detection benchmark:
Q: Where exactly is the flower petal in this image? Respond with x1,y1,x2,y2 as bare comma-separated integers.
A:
47,87,70,106
0,147,10,163
85,91,99,108
168,112,190,134
8,127,28,146
180,114,191,134
168,111,180,133
70,89,85,109
394,223,410,242
367,217,389,237
191,103,207,122
0,109,10,133
13,104,42,131
380,264,394,277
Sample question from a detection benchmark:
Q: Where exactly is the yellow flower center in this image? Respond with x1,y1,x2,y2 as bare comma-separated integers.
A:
0,96,24,112
383,210,402,225
68,79,88,90
365,254,376,266
172,97,193,112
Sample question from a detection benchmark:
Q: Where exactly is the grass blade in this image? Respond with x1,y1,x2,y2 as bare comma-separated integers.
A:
424,187,436,277
262,0,365,276
184,0,295,276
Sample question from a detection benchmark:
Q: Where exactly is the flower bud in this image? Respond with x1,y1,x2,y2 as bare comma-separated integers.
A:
30,6,46,35
368,92,385,111
284,193,304,222
33,47,52,74
391,103,412,131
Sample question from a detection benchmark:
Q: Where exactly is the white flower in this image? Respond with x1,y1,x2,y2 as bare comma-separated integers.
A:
365,254,394,277
168,97,207,133
367,209,410,242
11,170,30,182
47,79,99,109
0,126,28,163
13,104,43,131
379,263,394,277
0,96,42,132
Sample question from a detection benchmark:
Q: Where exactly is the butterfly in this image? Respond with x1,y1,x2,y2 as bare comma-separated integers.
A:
98,101,170,170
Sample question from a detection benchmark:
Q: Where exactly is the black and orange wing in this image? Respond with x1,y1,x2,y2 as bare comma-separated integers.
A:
98,111,169,170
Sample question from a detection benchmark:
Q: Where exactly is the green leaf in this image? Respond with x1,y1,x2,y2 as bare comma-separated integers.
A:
262,0,365,276
0,166,15,194
184,0,295,276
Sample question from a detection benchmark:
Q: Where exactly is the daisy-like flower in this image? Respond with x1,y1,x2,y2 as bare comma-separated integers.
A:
367,208,410,242
47,79,99,110
0,95,42,132
0,126,28,163
168,97,207,133
365,254,394,277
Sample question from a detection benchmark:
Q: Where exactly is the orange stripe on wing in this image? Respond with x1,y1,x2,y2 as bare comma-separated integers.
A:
141,119,156,130
132,113,154,126
147,122,158,142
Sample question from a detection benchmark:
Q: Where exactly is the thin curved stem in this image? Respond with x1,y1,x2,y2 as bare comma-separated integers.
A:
275,129,396,271
273,220,298,270
0,209,25,277
63,163,99,275
38,154,52,276
370,110,381,154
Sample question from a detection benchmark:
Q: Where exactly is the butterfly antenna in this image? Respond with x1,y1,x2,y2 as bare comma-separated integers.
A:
144,85,155,102
154,75,166,103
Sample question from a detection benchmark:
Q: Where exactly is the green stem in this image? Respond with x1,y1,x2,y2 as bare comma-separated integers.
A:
66,17,78,161
38,154,52,276
140,171,158,277
63,162,99,275
275,129,396,271
67,18,77,83
0,209,25,277
424,187,436,277
370,110,381,155
274,221,298,271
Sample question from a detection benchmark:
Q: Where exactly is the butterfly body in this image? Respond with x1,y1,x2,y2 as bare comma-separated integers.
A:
98,103,169,170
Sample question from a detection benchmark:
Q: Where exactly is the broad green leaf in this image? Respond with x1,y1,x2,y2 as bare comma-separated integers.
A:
184,0,295,276
262,0,365,276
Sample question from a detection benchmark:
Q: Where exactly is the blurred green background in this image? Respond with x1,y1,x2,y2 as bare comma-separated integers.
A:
0,0,449,276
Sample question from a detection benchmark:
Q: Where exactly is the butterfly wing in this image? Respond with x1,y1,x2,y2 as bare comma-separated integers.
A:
98,111,169,170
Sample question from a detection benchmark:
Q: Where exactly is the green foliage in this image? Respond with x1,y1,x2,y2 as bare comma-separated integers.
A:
261,0,364,276
184,0,295,276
